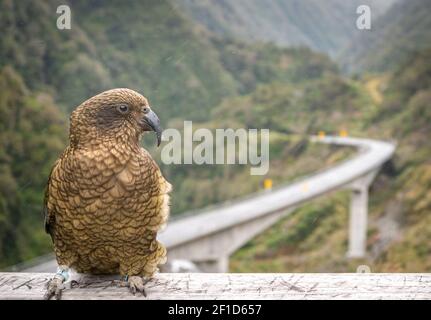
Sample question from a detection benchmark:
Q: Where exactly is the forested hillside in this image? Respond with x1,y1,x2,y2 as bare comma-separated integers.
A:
340,0,431,73
175,0,396,57
0,0,334,122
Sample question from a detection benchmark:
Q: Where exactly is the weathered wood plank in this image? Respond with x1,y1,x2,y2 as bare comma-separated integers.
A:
0,273,430,300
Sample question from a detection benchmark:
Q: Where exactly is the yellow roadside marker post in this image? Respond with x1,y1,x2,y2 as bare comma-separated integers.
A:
263,178,273,191
339,129,348,137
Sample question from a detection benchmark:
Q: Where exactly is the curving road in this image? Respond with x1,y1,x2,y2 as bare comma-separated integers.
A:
18,135,395,272
160,135,395,248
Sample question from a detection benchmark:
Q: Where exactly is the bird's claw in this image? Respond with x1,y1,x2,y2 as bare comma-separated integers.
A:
114,276,149,297
129,276,147,297
44,276,65,300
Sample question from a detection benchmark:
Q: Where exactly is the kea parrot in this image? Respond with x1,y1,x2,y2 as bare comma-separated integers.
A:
43,88,171,299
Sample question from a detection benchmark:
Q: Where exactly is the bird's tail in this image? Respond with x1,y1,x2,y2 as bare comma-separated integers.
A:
141,240,167,277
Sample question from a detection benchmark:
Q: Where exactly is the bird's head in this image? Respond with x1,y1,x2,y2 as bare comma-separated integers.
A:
70,88,163,147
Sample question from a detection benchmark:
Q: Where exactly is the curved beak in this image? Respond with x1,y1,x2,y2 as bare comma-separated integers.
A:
141,109,163,147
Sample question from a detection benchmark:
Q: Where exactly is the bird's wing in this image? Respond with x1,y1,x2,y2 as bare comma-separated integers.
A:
43,154,64,239
43,163,56,237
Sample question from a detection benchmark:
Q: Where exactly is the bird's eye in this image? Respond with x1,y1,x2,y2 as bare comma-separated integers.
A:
143,106,150,114
117,104,129,114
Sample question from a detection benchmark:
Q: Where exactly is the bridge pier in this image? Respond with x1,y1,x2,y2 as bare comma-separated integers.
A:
347,187,369,258
346,169,379,258
194,257,229,273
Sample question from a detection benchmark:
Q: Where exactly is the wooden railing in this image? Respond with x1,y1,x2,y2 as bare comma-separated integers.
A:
1,273,429,300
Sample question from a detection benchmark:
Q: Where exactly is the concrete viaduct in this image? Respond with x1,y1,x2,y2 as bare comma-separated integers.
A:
19,135,395,273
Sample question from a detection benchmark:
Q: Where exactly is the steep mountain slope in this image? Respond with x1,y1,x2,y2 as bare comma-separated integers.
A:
340,0,431,73
368,49,431,271
0,0,236,121
175,0,396,57
0,0,337,122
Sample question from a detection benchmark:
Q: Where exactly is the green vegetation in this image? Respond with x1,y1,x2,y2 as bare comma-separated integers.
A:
176,0,396,57
211,73,374,135
340,0,431,74
0,0,429,272
0,0,337,267
0,66,66,266
231,48,431,273
0,0,335,122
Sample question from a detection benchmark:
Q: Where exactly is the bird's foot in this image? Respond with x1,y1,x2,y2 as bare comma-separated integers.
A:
44,266,70,300
114,275,149,297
